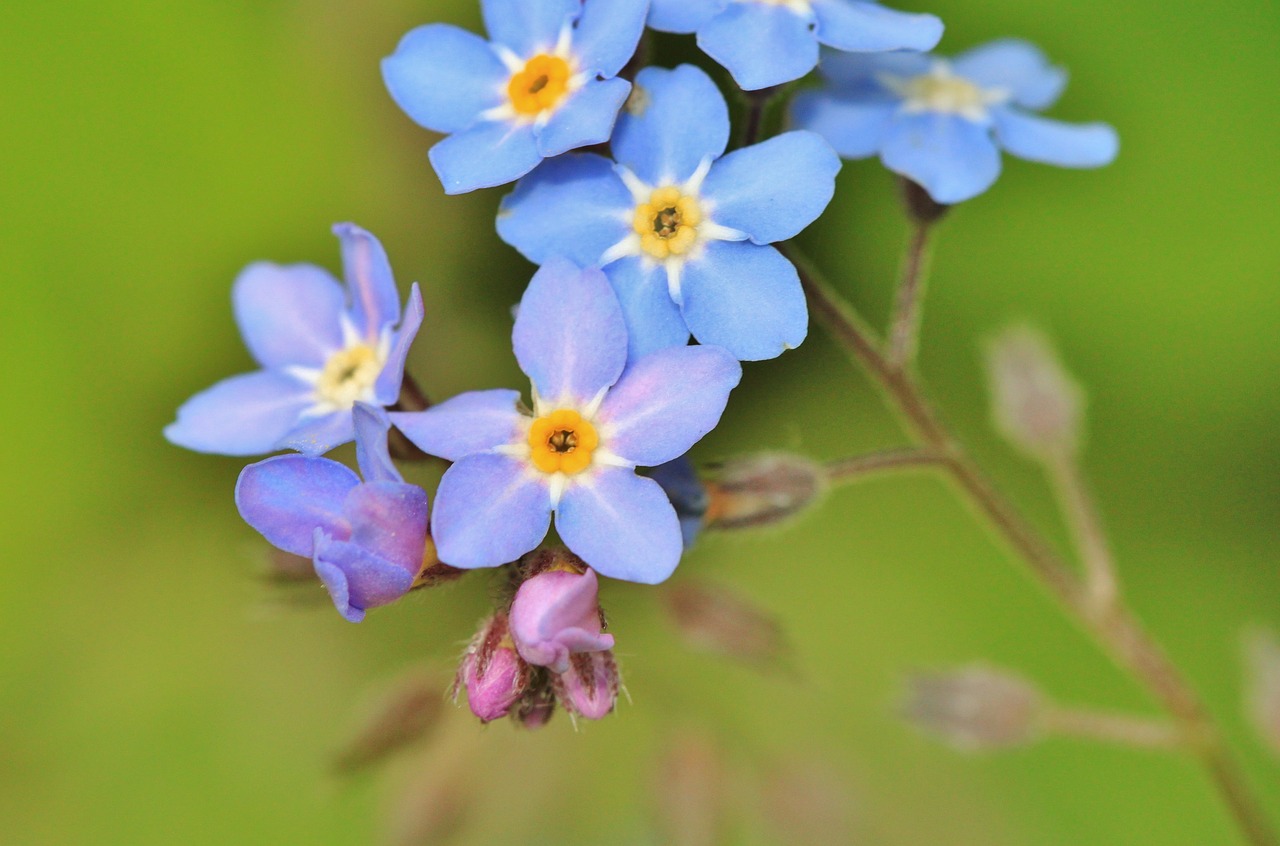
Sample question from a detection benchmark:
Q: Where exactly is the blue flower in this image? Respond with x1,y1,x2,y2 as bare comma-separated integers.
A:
235,404,431,623
648,0,942,91
497,64,841,362
165,224,423,457
791,40,1120,204
389,258,742,584
382,0,649,194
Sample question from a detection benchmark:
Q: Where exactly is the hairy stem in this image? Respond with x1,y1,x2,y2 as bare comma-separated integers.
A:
782,243,1277,846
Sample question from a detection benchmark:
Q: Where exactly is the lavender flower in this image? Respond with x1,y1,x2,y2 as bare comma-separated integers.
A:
510,567,614,673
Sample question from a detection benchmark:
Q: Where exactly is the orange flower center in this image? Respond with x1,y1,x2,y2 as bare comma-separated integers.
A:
507,54,572,116
527,409,599,475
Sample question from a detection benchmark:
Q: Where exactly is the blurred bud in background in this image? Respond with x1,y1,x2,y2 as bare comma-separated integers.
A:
760,756,860,846
704,453,826,531
333,670,446,774
652,729,728,846
456,613,530,724
985,326,1084,460
1243,627,1280,757
662,580,791,672
901,665,1043,751
384,742,474,846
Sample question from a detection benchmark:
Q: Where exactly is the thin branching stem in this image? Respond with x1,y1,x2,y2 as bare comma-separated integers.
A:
1041,706,1180,749
824,448,948,483
1046,450,1121,611
780,242,1278,846
887,220,934,369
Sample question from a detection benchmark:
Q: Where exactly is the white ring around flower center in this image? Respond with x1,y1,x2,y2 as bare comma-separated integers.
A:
879,60,1011,123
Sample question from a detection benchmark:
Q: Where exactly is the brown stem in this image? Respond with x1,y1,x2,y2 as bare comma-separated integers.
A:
1040,706,1180,749
887,220,934,369
824,448,947,483
783,242,1278,846
1046,450,1121,611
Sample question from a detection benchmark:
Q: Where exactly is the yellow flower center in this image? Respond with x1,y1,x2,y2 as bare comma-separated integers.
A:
316,344,382,409
902,73,987,114
632,187,703,260
507,54,572,116
527,409,599,475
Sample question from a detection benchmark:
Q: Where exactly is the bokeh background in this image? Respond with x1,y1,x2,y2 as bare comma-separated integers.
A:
3,1,1278,843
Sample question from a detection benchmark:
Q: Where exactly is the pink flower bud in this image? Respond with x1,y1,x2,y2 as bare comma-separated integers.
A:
509,567,614,674
457,613,529,723
553,650,620,720
985,326,1083,458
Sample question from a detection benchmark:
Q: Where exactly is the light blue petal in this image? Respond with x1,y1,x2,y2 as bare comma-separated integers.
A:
381,24,508,134
235,455,359,556
648,457,708,549
279,409,357,456
497,154,632,266
353,403,401,483
431,454,553,568
597,345,741,466
604,256,689,362
679,241,808,361
165,370,313,456
232,262,344,370
817,48,931,92
536,78,631,158
314,532,416,623
993,109,1118,168
513,259,628,405
811,0,942,53
390,389,525,461
612,65,730,184
482,0,581,56
373,283,424,406
556,467,682,583
789,90,896,158
697,4,818,91
701,131,840,244
571,0,649,77
429,120,542,195
334,223,400,337
881,112,1002,204
343,481,430,573
952,39,1067,111
648,0,722,33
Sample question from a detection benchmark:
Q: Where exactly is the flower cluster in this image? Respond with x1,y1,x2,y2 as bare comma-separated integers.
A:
167,0,1117,726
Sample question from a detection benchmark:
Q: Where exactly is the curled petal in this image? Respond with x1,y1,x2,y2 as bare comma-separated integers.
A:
335,223,401,338
344,481,430,574
373,283,424,407
233,262,345,370
236,455,359,556
510,569,614,672
314,531,417,623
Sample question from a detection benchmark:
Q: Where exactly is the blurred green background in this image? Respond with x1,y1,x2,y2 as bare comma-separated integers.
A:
3,0,1278,843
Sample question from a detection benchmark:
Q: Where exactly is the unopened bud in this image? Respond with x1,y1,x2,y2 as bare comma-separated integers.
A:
1243,627,1280,757
332,671,445,773
512,672,557,729
985,326,1083,458
456,613,529,723
704,453,825,531
553,650,620,720
901,665,1043,751
650,457,711,548
663,580,789,671
510,567,613,673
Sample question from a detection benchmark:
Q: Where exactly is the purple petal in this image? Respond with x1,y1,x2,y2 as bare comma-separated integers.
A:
555,467,683,583
513,259,628,405
373,283,424,406
482,0,580,57
314,531,416,623
391,389,525,462
232,262,345,370
343,481,430,574
380,24,509,134
334,223,400,339
277,408,357,456
612,65,730,185
235,455,359,556
810,0,942,53
431,453,553,568
353,403,401,484
165,370,314,457
597,345,740,466
697,4,817,91
509,569,614,672
536,77,631,158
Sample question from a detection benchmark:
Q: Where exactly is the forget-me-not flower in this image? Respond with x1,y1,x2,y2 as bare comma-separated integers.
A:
165,224,423,457
382,0,649,194
390,258,742,584
791,40,1120,204
498,64,841,362
236,404,432,623
647,0,942,91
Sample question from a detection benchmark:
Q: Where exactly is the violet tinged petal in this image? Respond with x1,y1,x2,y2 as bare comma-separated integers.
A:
697,4,817,91
497,153,633,267
603,256,689,363
165,370,314,457
236,455,359,556
509,569,613,672
992,109,1119,168
314,531,416,623
880,112,1002,204
353,403,401,484
701,131,840,244
952,39,1067,111
334,223,401,339
482,0,581,58
513,259,628,406
381,24,509,134
428,121,542,195
431,454,553,568
679,241,808,361
597,345,740,466
277,408,357,457
391,389,526,462
555,467,683,584
373,283,424,407
536,77,631,158
232,262,345,370
343,481,430,574
810,0,942,53
612,65,730,185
